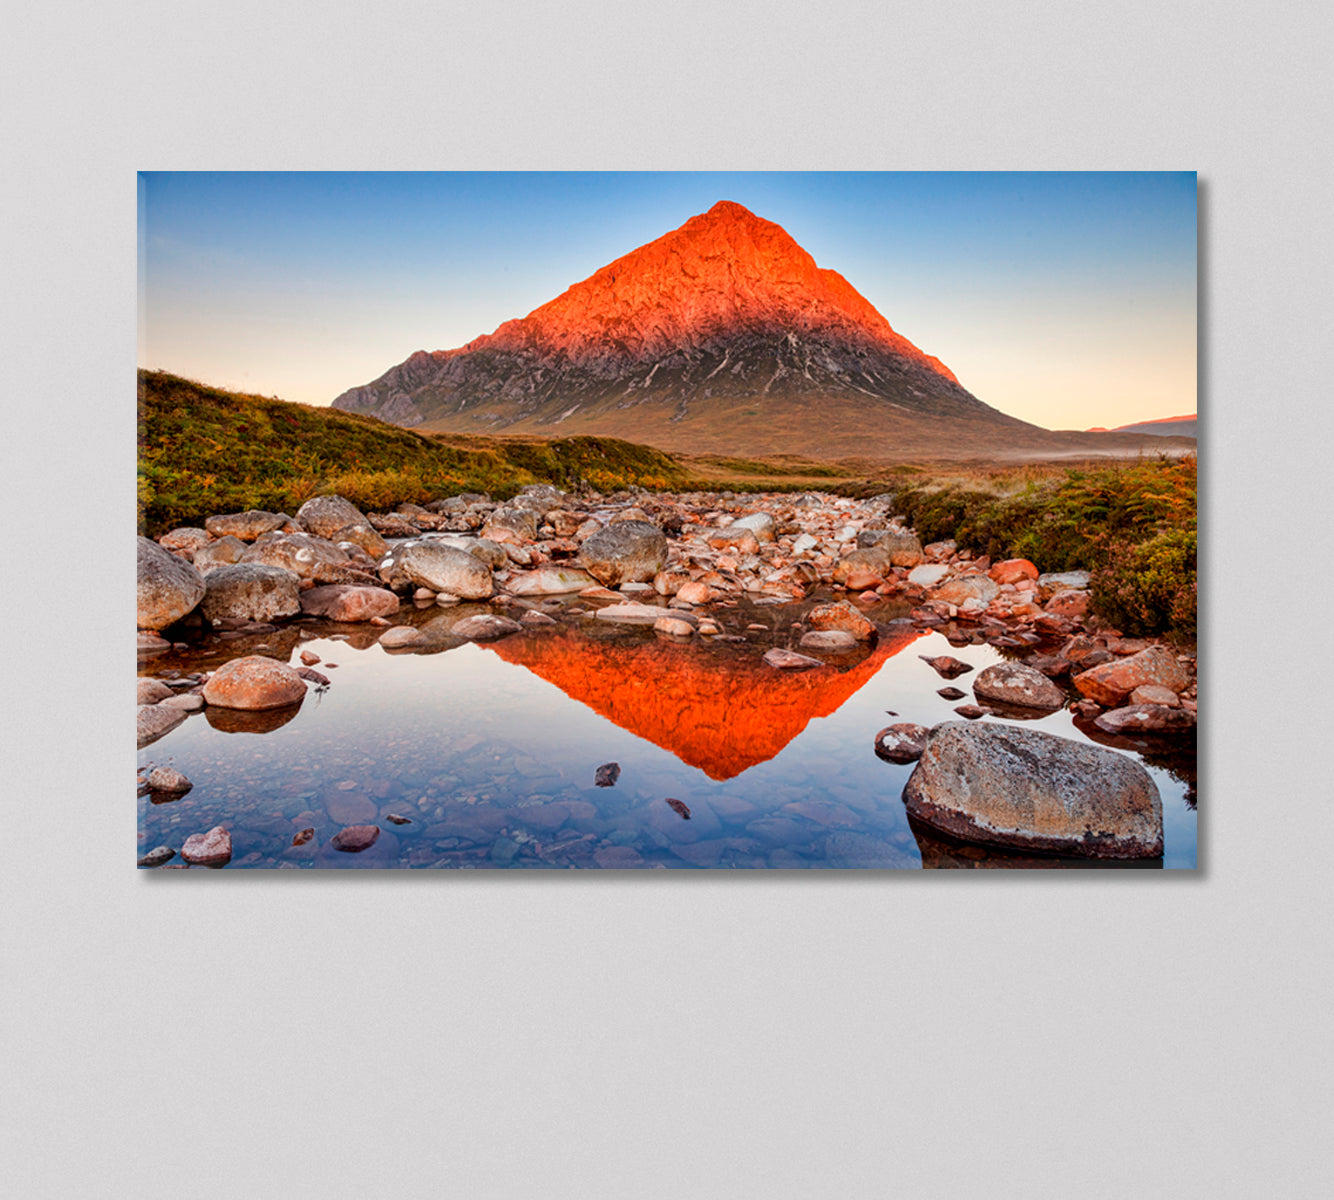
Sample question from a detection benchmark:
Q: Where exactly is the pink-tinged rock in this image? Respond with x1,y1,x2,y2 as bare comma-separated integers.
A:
160,693,204,711
138,632,172,655
137,703,186,748
920,654,973,679
972,661,1065,712
330,521,388,559
908,563,952,588
181,825,232,865
1093,705,1197,734
763,648,825,670
933,574,1000,607
158,527,212,555
299,584,400,622
579,521,667,586
201,562,302,624
137,536,206,630
832,547,892,587
1073,644,1189,707
294,494,370,540
201,655,307,710
331,825,381,852
806,599,875,640
858,528,924,567
595,602,690,625
507,566,597,595
395,541,494,599
706,528,762,555
799,629,857,651
137,678,174,705
989,558,1039,584
675,580,715,605
1129,684,1180,707
451,614,523,640
147,766,192,794
378,625,426,648
204,510,290,542
874,723,931,764
654,616,695,637
192,535,249,574
300,649,321,666
924,540,957,562
1046,590,1091,618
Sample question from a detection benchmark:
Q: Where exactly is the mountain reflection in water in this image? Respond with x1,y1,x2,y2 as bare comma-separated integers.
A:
482,622,925,780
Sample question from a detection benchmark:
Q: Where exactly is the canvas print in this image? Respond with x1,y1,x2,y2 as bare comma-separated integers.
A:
136,172,1197,870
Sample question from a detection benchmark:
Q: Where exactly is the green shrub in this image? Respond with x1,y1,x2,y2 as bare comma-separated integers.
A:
1091,528,1197,637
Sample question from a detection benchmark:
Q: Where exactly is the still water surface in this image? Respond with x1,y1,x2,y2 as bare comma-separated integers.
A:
138,595,1197,870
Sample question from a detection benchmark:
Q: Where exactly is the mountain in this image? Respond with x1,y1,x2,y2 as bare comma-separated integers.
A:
331,201,1063,458
1087,414,1197,439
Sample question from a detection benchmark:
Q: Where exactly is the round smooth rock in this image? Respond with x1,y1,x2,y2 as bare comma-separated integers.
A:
200,563,302,624
799,629,858,651
450,614,523,641
201,655,307,710
137,703,186,748
298,584,400,622
295,494,371,539
395,541,494,599
181,825,233,865
579,521,668,587
331,825,381,852
137,678,174,705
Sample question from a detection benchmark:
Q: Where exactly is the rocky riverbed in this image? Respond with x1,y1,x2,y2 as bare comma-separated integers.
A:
137,486,1198,869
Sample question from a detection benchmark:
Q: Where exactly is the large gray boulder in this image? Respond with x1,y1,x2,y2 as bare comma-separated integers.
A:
579,521,668,587
903,722,1163,858
972,661,1066,711
482,507,539,542
394,541,494,599
934,574,1000,608
295,494,371,539
729,511,777,543
192,535,248,574
200,563,302,624
242,531,351,581
137,536,206,630
137,703,187,748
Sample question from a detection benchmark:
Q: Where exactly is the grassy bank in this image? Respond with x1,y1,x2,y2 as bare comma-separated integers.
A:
845,456,1197,638
137,371,688,535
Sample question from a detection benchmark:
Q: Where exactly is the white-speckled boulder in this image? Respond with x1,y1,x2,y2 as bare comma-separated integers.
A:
241,531,352,581
158,527,212,556
137,703,187,748
330,521,388,559
200,563,302,624
904,722,1163,858
193,535,248,574
856,528,924,567
972,661,1066,712
394,541,494,599
137,536,206,630
579,521,668,587
295,494,371,539
202,655,307,710
729,511,777,543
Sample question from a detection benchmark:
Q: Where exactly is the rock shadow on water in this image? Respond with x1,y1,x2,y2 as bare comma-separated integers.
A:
204,701,303,736
1072,715,1198,807
907,816,1163,870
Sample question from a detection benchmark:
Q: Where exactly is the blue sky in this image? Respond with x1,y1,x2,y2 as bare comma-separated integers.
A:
138,171,1196,430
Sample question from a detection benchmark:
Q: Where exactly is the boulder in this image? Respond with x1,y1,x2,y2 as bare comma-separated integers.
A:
653,616,695,637
294,494,372,540
137,678,174,705
158,527,212,556
330,521,388,559
137,703,186,748
972,661,1066,711
594,602,693,625
242,531,352,581
903,722,1163,858
200,563,302,624
675,580,716,605
192,535,248,573
989,558,1039,584
181,826,232,865
137,536,206,630
874,723,931,763
579,521,668,587
298,584,400,622
394,541,494,599
481,507,539,543
331,825,381,852
204,510,290,542
806,600,875,641
919,655,973,680
201,655,307,710
933,575,1000,608
1093,705,1197,735
450,614,523,641
1037,570,1091,599
1073,645,1190,707
857,528,924,567
923,539,957,562
705,527,761,554
1129,684,1180,707
147,766,192,795
1045,589,1091,618
378,626,426,648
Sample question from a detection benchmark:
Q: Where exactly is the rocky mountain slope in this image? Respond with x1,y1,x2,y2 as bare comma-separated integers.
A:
332,202,1073,458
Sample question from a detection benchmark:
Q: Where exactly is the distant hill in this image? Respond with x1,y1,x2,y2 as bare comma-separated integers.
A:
1087,414,1197,438
333,201,1190,460
137,370,686,535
